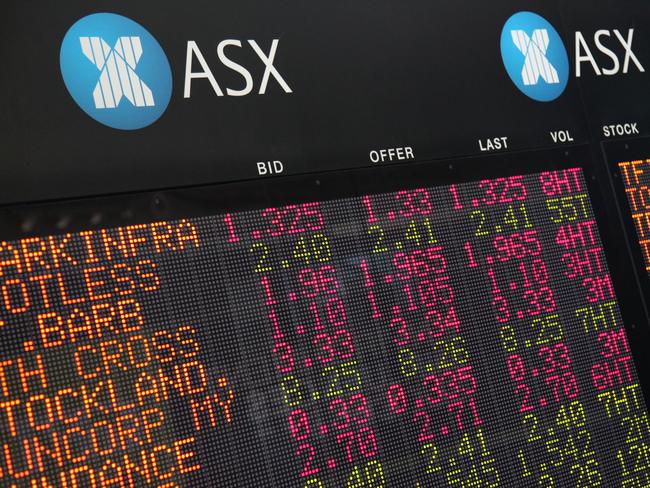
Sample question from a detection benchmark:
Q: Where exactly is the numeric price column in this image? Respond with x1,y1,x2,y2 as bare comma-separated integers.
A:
452,169,649,487
223,203,386,487
360,189,502,487
541,169,650,487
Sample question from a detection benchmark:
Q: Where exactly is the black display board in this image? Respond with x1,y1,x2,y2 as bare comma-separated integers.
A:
0,0,646,205
1,1,650,487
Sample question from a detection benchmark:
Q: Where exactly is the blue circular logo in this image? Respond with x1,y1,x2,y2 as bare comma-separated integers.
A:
500,11,569,102
60,13,172,130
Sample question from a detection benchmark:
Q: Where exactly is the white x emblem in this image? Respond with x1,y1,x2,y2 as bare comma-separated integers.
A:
511,29,560,86
80,36,155,109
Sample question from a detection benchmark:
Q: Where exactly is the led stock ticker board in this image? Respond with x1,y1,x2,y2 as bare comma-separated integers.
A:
618,156,650,274
0,168,647,487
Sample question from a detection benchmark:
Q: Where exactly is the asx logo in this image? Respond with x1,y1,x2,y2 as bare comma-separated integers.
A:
60,13,172,130
60,13,291,130
501,11,645,102
500,12,569,101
